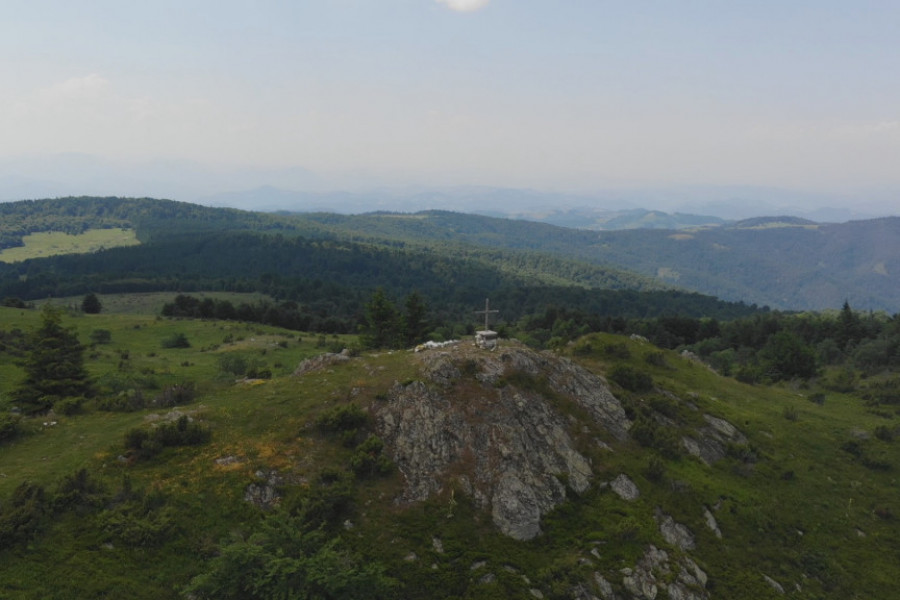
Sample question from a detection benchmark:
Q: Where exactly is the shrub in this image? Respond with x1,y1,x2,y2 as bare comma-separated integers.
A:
645,455,667,483
316,404,368,434
874,425,894,442
350,435,393,478
0,481,48,546
53,396,85,416
630,413,681,458
161,333,191,349
603,343,631,359
609,365,653,393
89,329,112,344
644,351,667,367
0,414,21,444
151,382,196,408
124,415,210,461
97,389,146,412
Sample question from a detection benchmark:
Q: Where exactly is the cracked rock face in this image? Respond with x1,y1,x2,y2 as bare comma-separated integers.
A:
372,344,631,540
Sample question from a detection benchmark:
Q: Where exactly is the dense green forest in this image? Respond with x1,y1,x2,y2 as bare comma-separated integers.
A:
0,198,761,334
7,196,900,312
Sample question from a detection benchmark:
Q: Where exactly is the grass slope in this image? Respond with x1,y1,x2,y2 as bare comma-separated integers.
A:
0,308,898,599
0,229,139,263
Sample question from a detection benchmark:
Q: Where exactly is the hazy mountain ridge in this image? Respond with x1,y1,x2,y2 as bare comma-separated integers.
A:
2,197,900,312
294,209,900,311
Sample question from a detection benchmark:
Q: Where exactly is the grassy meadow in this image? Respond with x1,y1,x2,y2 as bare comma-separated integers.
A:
0,228,140,263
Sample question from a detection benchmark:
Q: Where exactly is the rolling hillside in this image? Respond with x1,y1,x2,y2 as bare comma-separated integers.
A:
1,306,898,599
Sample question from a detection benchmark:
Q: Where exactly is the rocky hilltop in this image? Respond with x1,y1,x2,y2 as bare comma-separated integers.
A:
373,342,631,540
367,340,735,599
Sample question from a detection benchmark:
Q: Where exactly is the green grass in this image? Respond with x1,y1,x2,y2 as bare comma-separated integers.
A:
1,310,899,598
0,228,139,263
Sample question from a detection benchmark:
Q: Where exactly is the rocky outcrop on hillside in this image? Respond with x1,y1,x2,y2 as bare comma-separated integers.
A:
681,413,747,465
292,349,351,377
372,342,631,540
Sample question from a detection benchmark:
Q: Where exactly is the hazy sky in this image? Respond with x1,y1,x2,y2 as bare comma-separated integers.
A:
2,0,899,193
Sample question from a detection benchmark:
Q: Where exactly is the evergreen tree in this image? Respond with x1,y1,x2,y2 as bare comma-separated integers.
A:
838,300,862,350
762,330,817,381
361,289,398,349
401,291,429,347
81,292,102,314
14,306,91,413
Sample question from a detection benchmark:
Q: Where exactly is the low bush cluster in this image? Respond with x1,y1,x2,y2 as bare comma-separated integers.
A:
123,414,210,461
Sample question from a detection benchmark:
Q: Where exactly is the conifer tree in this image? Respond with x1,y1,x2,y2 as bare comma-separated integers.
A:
361,288,398,349
81,292,102,314
14,306,91,413
401,291,428,347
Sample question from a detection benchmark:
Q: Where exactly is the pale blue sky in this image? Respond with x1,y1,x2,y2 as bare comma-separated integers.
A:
2,0,899,193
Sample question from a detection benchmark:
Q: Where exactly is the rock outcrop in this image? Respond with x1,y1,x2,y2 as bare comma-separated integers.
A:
372,343,631,540
595,545,709,600
293,350,351,377
681,413,747,465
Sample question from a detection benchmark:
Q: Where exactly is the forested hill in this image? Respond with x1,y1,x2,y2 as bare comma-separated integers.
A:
0,197,758,331
4,197,898,312
0,196,311,248
297,211,900,312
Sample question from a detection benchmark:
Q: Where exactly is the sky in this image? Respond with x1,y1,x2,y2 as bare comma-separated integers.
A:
2,0,899,202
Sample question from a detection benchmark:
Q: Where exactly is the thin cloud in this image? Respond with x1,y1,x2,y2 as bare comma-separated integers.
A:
436,0,490,13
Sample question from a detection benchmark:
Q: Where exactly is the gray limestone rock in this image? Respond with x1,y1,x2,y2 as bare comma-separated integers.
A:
610,474,640,501
703,506,722,539
682,413,747,465
763,574,785,594
655,508,696,550
293,351,350,377
373,344,630,540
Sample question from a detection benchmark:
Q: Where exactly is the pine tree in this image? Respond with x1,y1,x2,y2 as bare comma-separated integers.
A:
14,306,91,414
401,291,428,347
81,292,102,314
361,289,398,349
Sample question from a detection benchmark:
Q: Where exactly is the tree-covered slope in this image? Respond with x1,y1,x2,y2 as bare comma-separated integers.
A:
0,198,761,331
6,197,900,312
305,210,900,312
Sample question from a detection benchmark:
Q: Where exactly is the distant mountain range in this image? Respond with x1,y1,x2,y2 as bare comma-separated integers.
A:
2,152,896,223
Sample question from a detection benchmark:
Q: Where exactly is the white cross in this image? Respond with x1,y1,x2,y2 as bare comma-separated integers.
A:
474,298,499,331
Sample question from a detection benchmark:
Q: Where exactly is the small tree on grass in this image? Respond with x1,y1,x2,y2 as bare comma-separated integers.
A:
81,293,102,314
14,306,92,414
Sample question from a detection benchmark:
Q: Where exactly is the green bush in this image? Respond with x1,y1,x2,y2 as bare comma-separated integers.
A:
603,342,631,359
874,425,894,442
124,415,210,461
217,354,248,377
53,396,85,416
0,481,48,546
97,389,146,412
151,382,196,407
0,414,21,444
161,332,191,349
316,404,368,434
609,365,653,393
350,435,393,478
